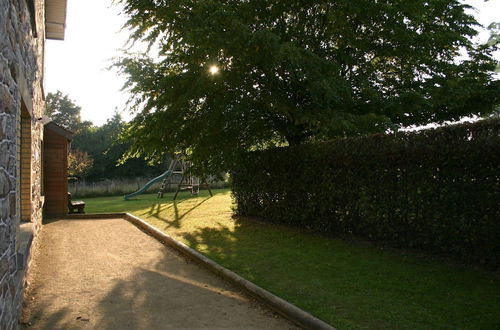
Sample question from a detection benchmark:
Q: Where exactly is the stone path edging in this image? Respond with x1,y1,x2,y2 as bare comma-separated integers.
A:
66,213,336,330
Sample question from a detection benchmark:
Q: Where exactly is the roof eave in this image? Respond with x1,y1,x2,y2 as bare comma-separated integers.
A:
43,117,74,141
45,0,67,40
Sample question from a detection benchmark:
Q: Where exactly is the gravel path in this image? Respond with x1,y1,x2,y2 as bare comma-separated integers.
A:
21,218,297,329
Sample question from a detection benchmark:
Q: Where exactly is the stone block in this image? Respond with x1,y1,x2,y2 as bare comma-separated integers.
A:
0,56,13,87
0,304,4,328
0,225,11,258
0,274,7,292
8,11,19,51
8,192,15,218
0,25,5,46
0,58,7,85
0,84,13,114
0,142,10,170
7,154,15,178
1,282,12,324
0,198,5,222
7,274,16,300
0,170,11,199
2,115,15,142
0,252,9,280
0,115,6,141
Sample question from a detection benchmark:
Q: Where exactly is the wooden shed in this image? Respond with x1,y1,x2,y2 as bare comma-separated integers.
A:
43,121,73,217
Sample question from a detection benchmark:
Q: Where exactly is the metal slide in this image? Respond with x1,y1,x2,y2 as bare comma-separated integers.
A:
124,170,173,200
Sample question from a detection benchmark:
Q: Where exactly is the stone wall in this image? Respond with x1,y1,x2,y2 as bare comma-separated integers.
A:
0,0,46,328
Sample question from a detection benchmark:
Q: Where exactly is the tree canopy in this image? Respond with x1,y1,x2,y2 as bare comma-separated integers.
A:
487,22,500,72
45,91,93,133
45,91,167,181
115,0,500,173
72,112,168,181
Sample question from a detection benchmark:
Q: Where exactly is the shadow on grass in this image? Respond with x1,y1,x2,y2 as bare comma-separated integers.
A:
79,189,500,328
138,196,212,230
180,217,500,329
83,189,226,215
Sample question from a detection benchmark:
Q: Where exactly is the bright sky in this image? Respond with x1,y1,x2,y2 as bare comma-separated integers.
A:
45,0,131,126
45,0,500,126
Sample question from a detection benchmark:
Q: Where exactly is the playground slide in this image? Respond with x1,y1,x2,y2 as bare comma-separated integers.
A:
124,170,173,200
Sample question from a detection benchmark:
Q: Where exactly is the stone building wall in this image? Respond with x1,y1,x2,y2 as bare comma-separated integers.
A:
0,0,46,328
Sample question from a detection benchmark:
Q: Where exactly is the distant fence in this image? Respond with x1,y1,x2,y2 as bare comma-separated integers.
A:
69,177,228,198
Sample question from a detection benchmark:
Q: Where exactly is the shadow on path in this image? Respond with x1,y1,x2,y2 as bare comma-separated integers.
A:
21,218,294,329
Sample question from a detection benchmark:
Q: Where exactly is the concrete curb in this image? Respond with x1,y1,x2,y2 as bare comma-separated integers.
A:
64,213,336,330
65,213,127,219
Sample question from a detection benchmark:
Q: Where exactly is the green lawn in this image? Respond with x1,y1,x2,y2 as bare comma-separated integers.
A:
83,189,499,329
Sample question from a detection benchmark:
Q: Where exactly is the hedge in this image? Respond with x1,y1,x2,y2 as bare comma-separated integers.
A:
231,119,500,268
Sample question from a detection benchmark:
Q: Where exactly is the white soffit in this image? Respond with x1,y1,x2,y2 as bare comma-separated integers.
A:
45,0,67,40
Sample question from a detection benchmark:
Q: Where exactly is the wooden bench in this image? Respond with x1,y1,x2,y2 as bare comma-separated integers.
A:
68,192,85,214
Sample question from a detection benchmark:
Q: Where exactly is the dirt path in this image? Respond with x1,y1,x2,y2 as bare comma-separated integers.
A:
21,218,297,329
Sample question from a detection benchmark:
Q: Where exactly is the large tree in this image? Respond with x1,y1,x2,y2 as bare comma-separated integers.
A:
115,0,500,173
45,91,93,133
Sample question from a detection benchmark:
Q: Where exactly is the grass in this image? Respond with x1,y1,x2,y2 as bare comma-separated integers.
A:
69,178,229,198
83,189,500,329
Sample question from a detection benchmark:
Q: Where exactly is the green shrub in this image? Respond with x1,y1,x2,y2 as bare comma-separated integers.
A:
231,119,500,268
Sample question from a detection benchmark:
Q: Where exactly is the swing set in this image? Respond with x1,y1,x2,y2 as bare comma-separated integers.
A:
124,155,212,201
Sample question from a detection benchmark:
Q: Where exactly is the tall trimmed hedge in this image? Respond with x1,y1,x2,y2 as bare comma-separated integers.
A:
231,119,500,268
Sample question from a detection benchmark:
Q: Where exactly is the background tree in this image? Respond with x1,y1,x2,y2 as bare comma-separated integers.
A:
46,91,167,181
68,149,94,179
45,91,92,133
72,112,167,181
116,0,500,174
